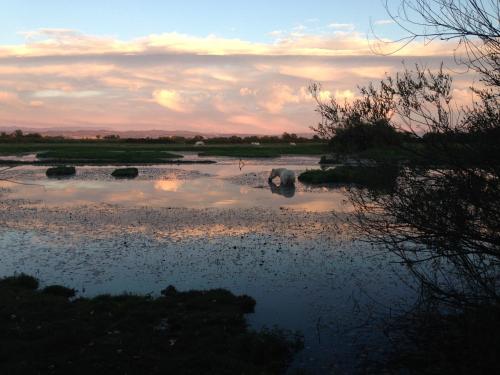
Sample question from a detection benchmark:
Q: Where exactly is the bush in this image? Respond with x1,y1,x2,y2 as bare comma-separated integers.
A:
331,120,403,153
0,274,39,290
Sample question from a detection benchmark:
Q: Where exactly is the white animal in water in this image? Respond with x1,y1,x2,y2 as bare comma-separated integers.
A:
268,168,296,186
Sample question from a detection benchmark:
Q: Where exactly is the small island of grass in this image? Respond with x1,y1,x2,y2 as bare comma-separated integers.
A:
46,166,76,177
299,165,399,192
0,275,302,375
111,167,139,178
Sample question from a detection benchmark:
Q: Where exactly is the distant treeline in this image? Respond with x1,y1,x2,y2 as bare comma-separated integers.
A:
0,130,321,144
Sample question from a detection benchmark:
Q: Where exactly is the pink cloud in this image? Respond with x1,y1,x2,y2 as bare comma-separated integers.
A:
0,29,473,134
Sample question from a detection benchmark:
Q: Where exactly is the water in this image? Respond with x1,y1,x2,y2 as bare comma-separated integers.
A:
0,156,416,373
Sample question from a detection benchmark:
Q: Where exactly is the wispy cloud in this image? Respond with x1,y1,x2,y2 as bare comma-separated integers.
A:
373,19,396,26
327,23,355,31
33,90,101,98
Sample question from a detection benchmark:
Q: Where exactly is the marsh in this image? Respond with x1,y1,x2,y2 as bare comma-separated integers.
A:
0,155,416,373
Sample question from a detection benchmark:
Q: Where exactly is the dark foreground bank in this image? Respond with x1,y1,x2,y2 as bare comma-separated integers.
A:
0,275,302,375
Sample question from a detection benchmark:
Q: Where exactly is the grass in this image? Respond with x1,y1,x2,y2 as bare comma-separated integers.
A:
38,150,183,163
195,143,327,158
298,165,400,192
111,167,139,178
0,142,327,164
0,143,182,164
0,274,303,375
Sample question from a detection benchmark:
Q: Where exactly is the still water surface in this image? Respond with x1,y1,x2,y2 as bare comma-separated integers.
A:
0,156,415,373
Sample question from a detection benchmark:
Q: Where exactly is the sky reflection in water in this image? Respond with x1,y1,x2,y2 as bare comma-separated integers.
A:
0,157,414,373
0,158,352,212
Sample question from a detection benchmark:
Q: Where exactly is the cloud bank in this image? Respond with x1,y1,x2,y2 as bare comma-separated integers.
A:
0,28,468,134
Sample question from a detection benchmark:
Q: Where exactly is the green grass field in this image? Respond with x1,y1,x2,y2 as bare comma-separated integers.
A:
0,142,327,164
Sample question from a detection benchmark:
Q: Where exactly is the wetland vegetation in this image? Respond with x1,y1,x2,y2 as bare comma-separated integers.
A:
0,274,301,375
1,1,498,374
0,132,327,165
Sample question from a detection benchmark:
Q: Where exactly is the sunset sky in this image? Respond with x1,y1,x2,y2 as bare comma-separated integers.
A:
0,0,471,134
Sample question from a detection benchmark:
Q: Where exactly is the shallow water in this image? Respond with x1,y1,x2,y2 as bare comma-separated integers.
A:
0,156,416,373
0,156,350,212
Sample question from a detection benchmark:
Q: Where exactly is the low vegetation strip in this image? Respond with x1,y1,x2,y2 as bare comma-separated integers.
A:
0,142,327,161
37,150,183,163
0,275,302,375
196,143,327,158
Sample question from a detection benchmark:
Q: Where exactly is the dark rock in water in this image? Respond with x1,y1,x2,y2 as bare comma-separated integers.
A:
46,166,76,177
111,167,139,178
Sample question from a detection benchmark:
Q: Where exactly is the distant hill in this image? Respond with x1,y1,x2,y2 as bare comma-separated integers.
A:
0,126,314,139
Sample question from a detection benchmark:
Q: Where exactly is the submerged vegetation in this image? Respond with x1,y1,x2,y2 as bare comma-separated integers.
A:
0,275,302,375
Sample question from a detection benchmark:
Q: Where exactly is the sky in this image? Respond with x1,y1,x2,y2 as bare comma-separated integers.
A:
0,0,471,134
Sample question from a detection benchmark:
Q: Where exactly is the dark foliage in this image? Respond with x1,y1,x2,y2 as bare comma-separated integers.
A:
0,275,302,375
